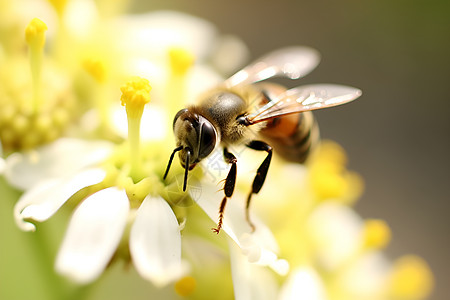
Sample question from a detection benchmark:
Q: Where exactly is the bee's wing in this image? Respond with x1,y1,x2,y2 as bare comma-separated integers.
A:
247,84,362,124
223,46,320,88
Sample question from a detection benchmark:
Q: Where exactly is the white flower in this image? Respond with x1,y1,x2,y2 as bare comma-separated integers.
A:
55,187,129,284
115,11,247,107
80,10,246,139
278,267,328,300
4,4,278,291
10,137,283,287
335,251,390,299
228,238,279,300
55,187,186,286
0,140,5,174
129,194,185,286
9,137,187,285
193,146,289,276
195,182,289,273
10,141,282,288
306,202,363,270
4,138,113,190
4,138,113,231
0,157,4,174
14,167,107,232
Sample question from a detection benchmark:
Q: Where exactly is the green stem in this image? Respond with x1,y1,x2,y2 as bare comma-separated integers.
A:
66,282,95,300
127,112,142,181
28,229,67,300
30,47,42,114
98,84,109,130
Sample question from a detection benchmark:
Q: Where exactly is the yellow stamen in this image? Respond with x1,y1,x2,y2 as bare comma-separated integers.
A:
120,77,152,118
83,58,106,83
362,219,391,249
309,140,363,204
25,18,47,113
120,77,152,181
25,18,48,49
310,168,348,200
47,0,68,17
169,47,195,76
83,58,109,127
389,255,434,300
167,47,194,117
174,276,196,297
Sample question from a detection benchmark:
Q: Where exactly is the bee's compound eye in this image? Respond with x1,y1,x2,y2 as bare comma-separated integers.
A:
173,108,188,129
198,121,216,159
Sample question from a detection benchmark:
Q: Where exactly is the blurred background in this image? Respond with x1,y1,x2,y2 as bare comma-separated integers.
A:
131,0,450,299
1,0,447,299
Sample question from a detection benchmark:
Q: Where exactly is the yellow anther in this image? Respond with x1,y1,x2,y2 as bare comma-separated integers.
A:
389,255,434,300
25,18,48,49
174,276,197,297
363,219,391,249
120,77,152,181
318,140,348,165
310,170,347,199
169,47,195,76
35,114,52,133
25,18,47,113
120,77,151,118
308,140,364,204
83,58,106,83
47,0,68,16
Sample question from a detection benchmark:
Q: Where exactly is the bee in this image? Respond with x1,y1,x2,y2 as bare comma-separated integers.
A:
163,46,362,233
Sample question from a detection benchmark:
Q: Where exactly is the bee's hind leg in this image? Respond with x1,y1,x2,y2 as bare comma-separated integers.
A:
246,140,273,232
212,147,237,234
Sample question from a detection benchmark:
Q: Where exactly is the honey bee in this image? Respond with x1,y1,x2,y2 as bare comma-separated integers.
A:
163,46,361,233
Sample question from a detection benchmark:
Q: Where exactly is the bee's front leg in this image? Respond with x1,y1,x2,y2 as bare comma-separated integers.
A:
246,140,273,232
212,147,237,234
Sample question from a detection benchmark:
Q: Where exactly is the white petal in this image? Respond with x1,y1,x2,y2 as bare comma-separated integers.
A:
0,140,4,173
193,182,286,274
210,34,250,75
229,239,278,300
14,168,106,231
113,11,218,61
130,195,185,286
63,0,99,40
0,158,5,174
122,59,223,107
55,187,129,284
111,104,168,141
278,267,327,300
307,202,363,270
5,138,113,190
185,65,223,104
337,251,390,298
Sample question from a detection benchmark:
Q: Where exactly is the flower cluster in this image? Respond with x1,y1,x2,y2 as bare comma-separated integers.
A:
0,1,433,300
253,141,434,299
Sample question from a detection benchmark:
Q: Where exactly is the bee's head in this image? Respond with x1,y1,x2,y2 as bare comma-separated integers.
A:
164,108,217,191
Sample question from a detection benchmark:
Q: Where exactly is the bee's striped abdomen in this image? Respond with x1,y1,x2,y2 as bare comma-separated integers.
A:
260,111,319,163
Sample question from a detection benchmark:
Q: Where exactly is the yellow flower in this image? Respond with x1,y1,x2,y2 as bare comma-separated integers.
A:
389,255,434,300
169,47,195,76
120,77,152,108
0,17,76,152
25,17,47,49
363,219,392,250
308,140,364,205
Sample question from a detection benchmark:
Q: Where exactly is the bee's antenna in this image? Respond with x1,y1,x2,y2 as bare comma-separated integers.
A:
163,146,183,180
183,149,191,192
